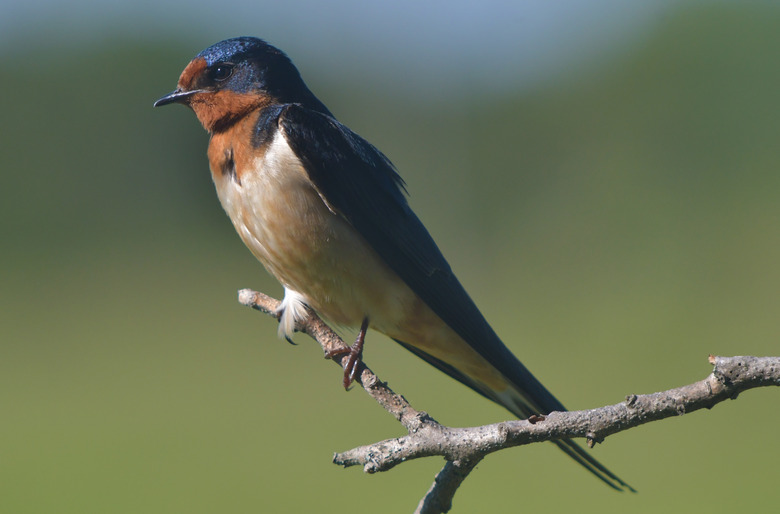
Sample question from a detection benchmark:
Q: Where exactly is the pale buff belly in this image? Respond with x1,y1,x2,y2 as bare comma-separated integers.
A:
213,133,414,330
212,132,510,391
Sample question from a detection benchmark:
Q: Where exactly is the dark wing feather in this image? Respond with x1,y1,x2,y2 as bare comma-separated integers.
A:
277,104,632,491
278,103,562,412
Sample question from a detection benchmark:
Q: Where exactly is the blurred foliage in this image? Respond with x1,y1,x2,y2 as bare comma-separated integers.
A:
2,3,779,513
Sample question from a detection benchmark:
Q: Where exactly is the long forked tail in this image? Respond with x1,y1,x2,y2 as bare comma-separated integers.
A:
395,340,635,492
555,438,635,492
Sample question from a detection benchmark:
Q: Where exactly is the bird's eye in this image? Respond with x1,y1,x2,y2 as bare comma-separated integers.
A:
211,63,234,82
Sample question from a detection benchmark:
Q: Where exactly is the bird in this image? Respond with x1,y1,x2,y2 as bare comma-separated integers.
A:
154,36,632,491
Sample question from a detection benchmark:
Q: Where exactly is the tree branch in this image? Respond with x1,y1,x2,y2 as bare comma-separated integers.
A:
237,288,780,513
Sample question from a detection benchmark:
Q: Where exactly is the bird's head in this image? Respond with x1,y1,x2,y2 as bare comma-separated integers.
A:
154,37,329,132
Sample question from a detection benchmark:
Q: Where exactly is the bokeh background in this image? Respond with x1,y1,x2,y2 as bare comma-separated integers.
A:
2,1,778,512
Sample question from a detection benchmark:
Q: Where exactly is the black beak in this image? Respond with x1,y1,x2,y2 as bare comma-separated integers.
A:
153,88,204,107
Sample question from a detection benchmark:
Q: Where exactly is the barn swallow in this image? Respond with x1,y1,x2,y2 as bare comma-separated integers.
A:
155,37,632,491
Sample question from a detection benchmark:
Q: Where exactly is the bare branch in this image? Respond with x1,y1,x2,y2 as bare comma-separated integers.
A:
238,288,780,513
414,457,483,514
333,355,780,468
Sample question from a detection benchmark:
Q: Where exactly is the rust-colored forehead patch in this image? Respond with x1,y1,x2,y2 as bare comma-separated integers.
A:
177,57,208,89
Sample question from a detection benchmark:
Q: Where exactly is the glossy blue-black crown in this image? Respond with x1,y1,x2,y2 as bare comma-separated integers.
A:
196,37,288,67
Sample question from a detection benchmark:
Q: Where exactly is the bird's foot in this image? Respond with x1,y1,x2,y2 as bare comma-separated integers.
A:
325,318,369,390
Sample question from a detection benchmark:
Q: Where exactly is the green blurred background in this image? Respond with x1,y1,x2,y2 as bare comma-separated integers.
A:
2,1,778,512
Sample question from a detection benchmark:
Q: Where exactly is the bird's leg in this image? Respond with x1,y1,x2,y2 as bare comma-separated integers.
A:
325,317,369,390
